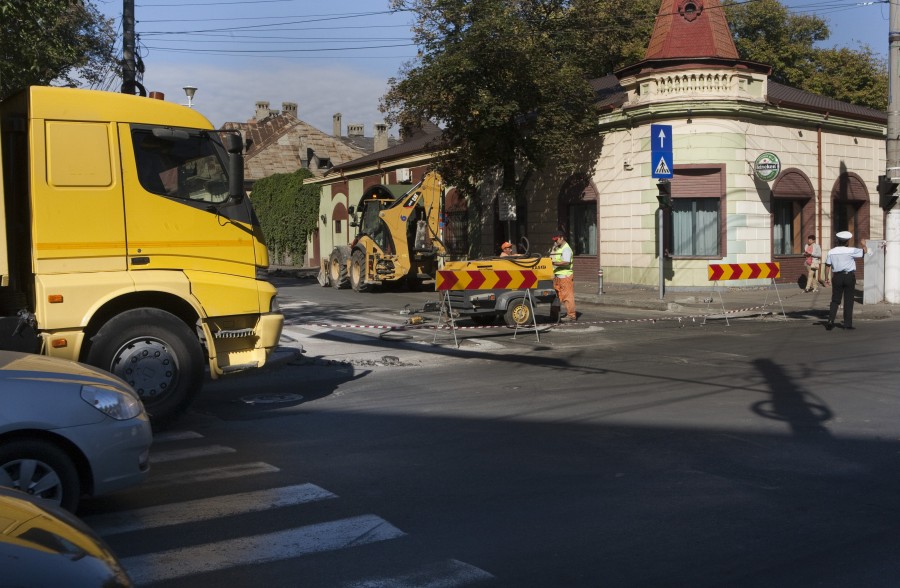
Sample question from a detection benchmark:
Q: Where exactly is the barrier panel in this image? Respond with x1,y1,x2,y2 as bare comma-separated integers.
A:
434,259,554,346
706,262,785,325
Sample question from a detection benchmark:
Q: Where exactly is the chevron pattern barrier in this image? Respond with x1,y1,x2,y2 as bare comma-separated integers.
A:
436,269,544,291
708,262,780,281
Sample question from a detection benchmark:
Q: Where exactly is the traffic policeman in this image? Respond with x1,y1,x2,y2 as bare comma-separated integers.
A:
823,230,868,330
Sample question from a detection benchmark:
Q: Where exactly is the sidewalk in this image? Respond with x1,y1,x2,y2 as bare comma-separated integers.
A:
574,280,899,320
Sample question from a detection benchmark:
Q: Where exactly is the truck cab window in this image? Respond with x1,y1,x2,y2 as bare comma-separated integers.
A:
132,128,230,204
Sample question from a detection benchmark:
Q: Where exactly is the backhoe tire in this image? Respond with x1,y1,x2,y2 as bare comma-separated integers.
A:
504,297,535,327
328,249,349,289
86,308,204,428
350,250,369,292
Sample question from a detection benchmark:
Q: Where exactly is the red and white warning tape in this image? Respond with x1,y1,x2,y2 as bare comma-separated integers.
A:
292,302,784,332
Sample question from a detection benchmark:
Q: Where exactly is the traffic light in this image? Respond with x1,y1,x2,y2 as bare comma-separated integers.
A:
878,175,898,210
656,181,672,208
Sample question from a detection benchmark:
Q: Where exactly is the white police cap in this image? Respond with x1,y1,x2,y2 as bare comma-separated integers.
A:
836,231,852,240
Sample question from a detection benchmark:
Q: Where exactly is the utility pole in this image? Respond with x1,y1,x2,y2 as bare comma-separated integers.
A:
885,0,900,302
121,0,136,95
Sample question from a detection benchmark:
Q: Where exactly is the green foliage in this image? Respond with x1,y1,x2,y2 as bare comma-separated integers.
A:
0,0,116,100
250,169,320,264
724,0,887,110
384,0,654,198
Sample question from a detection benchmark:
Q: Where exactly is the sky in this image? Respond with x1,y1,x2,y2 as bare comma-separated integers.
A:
92,0,892,136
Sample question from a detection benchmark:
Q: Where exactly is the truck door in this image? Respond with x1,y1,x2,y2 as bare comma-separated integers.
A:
119,124,257,279
30,120,126,274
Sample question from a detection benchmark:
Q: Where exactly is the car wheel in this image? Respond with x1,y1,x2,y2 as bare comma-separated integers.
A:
86,308,203,428
0,439,81,512
504,297,534,327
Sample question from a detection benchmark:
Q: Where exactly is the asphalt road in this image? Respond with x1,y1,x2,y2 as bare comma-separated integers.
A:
79,278,900,587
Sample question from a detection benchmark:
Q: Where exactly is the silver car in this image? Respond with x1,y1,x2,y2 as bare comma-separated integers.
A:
0,351,152,512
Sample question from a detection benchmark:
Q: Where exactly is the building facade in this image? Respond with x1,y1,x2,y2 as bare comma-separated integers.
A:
307,0,887,291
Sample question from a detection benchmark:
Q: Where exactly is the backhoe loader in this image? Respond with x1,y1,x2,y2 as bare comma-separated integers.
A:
321,171,445,291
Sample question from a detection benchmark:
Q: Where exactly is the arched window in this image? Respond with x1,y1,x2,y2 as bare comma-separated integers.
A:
771,169,815,256
830,172,870,247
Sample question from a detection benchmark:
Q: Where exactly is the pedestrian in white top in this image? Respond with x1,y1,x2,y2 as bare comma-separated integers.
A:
823,231,867,330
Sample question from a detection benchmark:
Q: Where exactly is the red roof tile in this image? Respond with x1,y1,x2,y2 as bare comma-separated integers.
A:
645,0,739,60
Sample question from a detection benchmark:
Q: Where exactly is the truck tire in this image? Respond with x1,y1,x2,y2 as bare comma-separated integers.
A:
504,297,534,327
328,249,349,289
0,438,81,512
86,309,203,427
350,250,369,292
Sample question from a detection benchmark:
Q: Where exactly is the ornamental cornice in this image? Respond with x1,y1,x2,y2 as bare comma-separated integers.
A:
617,67,767,108
598,99,886,138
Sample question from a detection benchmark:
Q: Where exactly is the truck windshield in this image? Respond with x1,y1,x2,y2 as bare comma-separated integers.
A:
131,127,230,204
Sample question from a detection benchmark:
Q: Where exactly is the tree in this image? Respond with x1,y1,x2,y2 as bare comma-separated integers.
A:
0,0,116,100
383,0,657,199
250,169,320,265
724,0,887,110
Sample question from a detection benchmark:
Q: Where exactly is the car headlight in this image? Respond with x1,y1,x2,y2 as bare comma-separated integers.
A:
81,385,144,420
269,294,280,312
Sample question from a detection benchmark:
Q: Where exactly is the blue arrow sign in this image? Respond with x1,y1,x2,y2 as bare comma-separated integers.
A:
651,124,673,179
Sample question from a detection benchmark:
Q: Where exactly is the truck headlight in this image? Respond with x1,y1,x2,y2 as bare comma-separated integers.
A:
81,385,144,420
269,295,280,312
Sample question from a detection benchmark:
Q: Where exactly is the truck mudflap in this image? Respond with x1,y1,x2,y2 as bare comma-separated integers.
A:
202,311,284,377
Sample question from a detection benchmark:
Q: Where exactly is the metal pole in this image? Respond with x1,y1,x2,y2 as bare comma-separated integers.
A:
121,0,136,95
886,0,900,303
658,206,665,299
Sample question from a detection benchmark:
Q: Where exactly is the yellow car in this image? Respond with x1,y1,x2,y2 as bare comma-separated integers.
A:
0,486,132,586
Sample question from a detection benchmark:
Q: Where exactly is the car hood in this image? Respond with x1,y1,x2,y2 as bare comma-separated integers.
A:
0,351,129,389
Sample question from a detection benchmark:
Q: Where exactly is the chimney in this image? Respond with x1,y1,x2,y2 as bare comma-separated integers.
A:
347,123,364,137
374,122,388,152
333,113,342,137
282,102,298,118
254,101,270,120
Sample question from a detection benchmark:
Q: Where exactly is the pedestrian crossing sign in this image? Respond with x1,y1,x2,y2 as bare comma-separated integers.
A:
650,124,674,179
652,152,673,179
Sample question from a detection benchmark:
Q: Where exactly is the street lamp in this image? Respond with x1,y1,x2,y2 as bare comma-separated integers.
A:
183,85,197,108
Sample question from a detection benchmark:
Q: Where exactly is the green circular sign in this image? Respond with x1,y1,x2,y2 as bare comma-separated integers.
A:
754,152,781,182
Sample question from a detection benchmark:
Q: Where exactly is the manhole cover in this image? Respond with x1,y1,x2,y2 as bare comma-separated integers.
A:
240,393,304,405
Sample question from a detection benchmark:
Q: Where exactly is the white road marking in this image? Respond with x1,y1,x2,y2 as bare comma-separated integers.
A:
142,461,280,488
121,514,406,584
342,559,494,587
149,444,236,464
151,430,204,443
88,483,337,536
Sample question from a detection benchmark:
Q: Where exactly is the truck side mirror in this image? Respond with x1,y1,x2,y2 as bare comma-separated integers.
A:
224,133,245,203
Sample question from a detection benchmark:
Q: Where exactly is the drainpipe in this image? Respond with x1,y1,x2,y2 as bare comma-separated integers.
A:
817,125,823,241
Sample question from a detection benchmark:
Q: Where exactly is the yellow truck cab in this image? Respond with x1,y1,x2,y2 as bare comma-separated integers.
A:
0,87,284,425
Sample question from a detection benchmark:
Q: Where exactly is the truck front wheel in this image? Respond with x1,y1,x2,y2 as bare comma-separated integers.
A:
504,298,534,327
86,309,203,427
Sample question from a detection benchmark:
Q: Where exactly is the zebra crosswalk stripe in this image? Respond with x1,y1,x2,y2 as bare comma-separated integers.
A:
341,559,494,587
121,514,406,585
141,461,280,488
87,483,337,536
